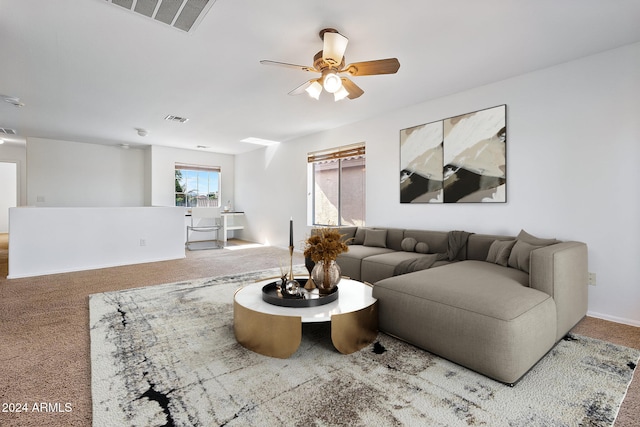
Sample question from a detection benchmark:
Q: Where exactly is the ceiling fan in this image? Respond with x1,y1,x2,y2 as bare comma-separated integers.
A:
260,28,400,101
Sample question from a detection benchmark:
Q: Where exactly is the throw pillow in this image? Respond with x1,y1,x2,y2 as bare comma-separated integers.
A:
353,227,369,245
508,230,560,273
516,229,560,246
337,226,357,244
415,242,430,254
363,229,387,248
486,239,517,267
401,237,417,252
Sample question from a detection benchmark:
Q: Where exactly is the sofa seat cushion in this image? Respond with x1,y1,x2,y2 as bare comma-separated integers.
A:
361,251,451,284
340,244,395,260
373,260,557,383
375,260,541,320
336,245,395,281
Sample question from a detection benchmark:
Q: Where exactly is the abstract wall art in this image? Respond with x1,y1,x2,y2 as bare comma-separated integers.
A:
400,105,506,203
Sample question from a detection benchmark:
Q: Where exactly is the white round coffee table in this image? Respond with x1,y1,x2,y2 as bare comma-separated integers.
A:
233,277,378,358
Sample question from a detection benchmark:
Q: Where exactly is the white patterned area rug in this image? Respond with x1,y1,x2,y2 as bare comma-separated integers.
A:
90,268,639,427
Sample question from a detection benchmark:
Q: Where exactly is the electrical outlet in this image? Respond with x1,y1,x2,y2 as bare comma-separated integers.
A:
588,272,596,286
139,239,146,246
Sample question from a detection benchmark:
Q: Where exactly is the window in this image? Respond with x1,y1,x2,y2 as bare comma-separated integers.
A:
308,144,365,226
175,163,221,207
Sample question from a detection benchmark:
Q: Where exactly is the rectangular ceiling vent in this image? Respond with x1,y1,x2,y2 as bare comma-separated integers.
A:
0,128,17,135
165,115,190,123
106,0,217,33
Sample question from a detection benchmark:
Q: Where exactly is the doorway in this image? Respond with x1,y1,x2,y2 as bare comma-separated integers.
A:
0,161,18,233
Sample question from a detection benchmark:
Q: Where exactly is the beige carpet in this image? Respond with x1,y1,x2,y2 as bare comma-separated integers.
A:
0,233,638,426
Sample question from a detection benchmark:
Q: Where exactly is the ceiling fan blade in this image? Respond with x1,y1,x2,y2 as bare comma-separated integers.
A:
288,80,313,96
341,78,364,100
342,58,400,76
260,60,317,72
322,30,348,66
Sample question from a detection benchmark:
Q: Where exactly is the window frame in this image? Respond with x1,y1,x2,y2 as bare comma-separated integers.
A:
307,143,366,227
174,163,221,208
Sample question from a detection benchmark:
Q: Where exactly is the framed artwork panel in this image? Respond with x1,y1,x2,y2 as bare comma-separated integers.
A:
400,120,444,203
400,105,506,204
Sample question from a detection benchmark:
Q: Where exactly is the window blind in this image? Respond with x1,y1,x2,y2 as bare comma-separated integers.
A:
307,143,365,163
175,163,221,172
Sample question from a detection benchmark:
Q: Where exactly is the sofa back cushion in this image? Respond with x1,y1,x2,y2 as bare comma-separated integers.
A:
380,228,405,251
310,226,358,244
403,230,448,254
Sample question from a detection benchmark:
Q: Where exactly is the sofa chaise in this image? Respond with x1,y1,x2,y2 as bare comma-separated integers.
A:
333,226,588,384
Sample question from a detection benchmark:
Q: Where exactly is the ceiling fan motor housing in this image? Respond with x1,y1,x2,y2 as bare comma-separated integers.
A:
313,51,344,72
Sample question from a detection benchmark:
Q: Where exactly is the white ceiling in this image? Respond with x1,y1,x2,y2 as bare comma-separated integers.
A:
1,0,640,154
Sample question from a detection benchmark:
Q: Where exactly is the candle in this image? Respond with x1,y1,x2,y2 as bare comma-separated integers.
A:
289,217,293,247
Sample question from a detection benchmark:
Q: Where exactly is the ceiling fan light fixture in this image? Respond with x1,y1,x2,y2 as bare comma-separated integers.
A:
334,86,350,102
323,72,342,93
305,81,323,100
322,30,348,66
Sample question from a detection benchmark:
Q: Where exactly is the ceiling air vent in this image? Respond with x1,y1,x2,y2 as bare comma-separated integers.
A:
0,128,17,135
106,0,217,33
165,115,190,123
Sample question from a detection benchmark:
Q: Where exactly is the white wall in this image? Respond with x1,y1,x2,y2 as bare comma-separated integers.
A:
8,206,185,278
23,138,236,209
26,137,146,207
235,143,309,247
9,138,240,276
236,42,640,326
149,145,235,208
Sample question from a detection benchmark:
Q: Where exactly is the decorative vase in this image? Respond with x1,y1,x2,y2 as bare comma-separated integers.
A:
311,260,341,295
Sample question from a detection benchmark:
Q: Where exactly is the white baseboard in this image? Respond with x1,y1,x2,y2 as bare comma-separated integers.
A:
587,311,640,328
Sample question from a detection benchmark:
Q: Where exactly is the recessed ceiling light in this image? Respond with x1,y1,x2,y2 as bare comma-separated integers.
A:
165,115,189,123
241,137,281,146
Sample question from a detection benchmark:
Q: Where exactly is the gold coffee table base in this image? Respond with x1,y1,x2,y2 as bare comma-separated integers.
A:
331,303,378,355
233,279,378,358
233,301,301,359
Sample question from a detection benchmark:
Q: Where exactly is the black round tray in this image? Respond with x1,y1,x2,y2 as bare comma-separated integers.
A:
262,279,339,308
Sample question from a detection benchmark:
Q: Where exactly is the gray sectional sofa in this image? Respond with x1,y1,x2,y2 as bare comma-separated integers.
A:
334,226,588,384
